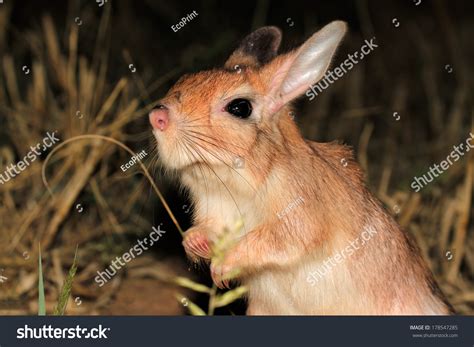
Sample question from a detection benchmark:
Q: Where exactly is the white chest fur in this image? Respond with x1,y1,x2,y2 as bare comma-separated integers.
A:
181,165,264,237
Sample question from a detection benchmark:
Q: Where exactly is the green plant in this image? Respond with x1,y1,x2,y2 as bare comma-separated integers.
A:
38,246,45,316
37,245,78,316
174,277,247,316
173,221,248,315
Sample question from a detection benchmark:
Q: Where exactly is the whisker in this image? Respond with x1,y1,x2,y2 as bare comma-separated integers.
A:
184,131,261,174
181,139,212,217
185,129,250,153
183,138,246,231
183,133,262,201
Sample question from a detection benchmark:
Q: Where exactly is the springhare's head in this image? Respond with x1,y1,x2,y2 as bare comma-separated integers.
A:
149,22,346,176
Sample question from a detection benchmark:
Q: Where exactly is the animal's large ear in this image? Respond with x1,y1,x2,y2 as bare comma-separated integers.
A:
224,26,282,69
264,21,347,113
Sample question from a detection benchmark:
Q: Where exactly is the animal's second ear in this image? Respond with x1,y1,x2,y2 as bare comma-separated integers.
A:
265,21,347,113
224,26,282,69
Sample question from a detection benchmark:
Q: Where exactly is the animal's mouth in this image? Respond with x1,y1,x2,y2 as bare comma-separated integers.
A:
151,126,231,172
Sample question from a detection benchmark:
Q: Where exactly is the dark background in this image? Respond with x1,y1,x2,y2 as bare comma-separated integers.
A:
0,0,473,315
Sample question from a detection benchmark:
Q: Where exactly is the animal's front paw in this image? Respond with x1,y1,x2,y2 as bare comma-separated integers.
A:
182,228,211,260
210,255,242,289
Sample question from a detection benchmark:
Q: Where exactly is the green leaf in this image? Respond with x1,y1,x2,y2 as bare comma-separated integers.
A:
174,294,206,316
38,246,46,316
186,299,207,316
173,276,211,294
53,247,78,316
213,286,248,308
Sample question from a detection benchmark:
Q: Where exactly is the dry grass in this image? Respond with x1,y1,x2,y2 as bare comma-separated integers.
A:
0,1,472,315
0,6,184,315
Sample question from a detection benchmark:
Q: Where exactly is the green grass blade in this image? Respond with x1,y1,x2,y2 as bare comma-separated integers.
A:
53,246,78,316
38,246,46,316
212,286,248,308
186,299,207,316
173,276,212,294
174,294,206,316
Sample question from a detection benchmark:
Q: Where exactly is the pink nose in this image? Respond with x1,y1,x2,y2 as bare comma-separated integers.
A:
149,106,169,131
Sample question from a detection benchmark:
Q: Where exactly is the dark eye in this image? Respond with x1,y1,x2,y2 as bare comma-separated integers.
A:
225,98,252,119
153,104,166,110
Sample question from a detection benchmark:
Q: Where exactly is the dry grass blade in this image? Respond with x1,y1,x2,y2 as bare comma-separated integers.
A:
41,134,184,237
93,78,128,126
446,161,473,282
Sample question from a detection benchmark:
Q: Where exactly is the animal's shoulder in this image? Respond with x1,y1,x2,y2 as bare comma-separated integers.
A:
305,140,365,184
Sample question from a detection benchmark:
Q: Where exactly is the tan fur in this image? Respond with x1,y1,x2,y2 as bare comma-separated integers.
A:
151,24,453,315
